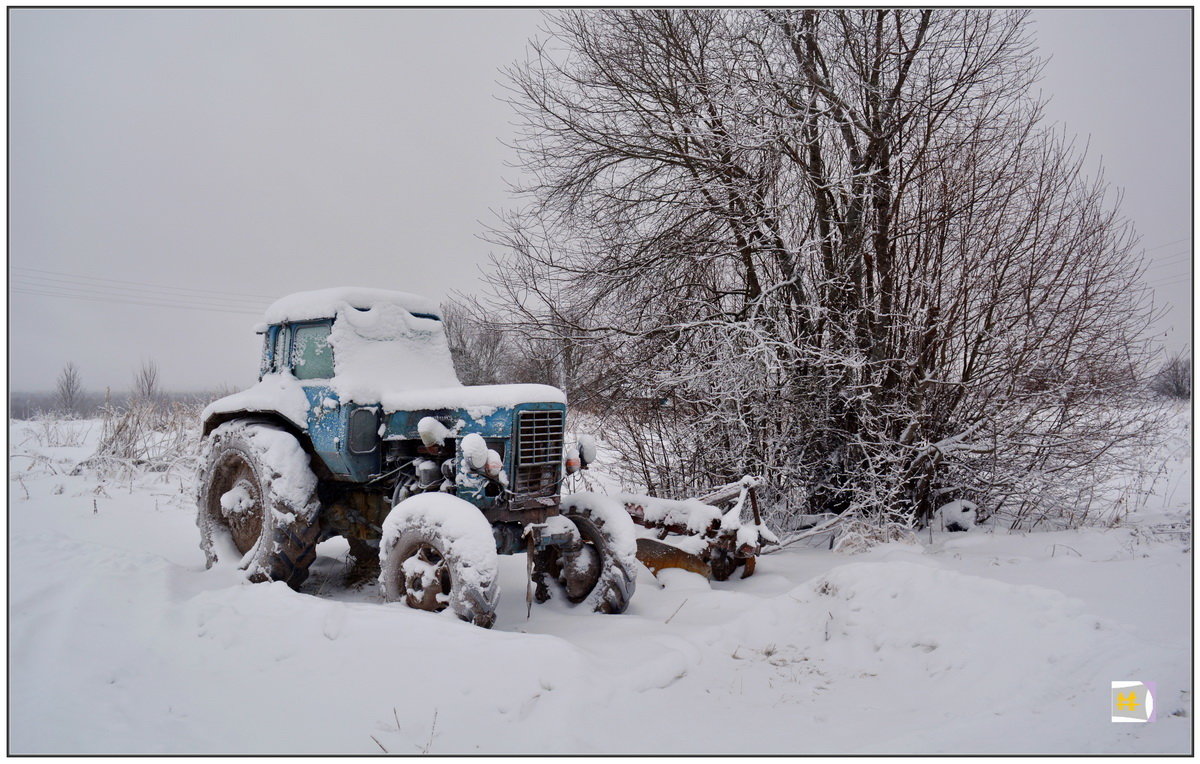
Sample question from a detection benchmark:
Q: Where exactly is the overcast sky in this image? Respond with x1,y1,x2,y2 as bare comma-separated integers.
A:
8,8,1193,393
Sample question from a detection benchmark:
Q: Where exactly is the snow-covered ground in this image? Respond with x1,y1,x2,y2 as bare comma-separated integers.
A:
8,410,1192,754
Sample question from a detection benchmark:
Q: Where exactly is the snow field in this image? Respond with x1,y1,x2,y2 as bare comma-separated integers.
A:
7,414,1192,753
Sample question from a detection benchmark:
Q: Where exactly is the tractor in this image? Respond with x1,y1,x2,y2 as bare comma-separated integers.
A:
197,288,637,628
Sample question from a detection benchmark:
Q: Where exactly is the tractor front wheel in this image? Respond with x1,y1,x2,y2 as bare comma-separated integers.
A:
379,493,500,628
539,494,638,614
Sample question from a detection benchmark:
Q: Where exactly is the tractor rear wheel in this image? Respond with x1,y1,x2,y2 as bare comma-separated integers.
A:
197,420,322,588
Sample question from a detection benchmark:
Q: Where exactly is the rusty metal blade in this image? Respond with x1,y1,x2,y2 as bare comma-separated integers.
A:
635,537,712,578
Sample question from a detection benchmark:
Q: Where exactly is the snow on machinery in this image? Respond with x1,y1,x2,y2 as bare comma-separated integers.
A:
196,287,774,628
616,476,777,581
563,433,776,581
198,288,638,628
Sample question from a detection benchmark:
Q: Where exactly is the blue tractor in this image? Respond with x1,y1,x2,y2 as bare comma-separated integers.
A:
197,288,636,627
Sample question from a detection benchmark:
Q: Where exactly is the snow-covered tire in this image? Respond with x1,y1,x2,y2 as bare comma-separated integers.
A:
553,494,639,614
197,420,322,589
378,493,500,629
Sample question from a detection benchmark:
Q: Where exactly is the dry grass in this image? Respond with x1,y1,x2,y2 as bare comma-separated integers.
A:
70,398,205,479
24,414,93,449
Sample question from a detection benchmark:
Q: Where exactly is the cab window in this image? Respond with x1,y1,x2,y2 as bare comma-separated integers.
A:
260,323,290,376
291,323,334,380
271,325,290,374
259,329,273,378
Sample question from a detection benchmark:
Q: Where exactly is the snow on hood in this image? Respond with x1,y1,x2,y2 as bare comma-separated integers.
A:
263,288,441,324
326,301,566,409
378,384,565,412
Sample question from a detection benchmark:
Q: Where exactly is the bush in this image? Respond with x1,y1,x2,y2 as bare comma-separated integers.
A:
1150,354,1191,399
70,396,208,480
486,9,1162,537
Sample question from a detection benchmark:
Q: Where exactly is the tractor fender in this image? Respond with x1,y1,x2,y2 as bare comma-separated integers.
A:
200,409,337,483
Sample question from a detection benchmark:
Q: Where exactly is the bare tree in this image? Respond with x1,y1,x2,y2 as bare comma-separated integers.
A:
442,298,601,395
1151,354,1191,399
441,301,509,386
54,362,84,417
486,9,1160,532
133,359,160,403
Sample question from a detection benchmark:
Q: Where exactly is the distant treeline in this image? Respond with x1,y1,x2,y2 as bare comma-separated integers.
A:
9,390,224,421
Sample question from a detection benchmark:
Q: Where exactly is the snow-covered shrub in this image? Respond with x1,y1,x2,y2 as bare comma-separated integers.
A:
482,9,1164,544
1150,354,1191,400
830,517,920,554
82,397,204,477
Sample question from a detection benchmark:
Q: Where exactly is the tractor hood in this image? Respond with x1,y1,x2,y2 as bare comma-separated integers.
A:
376,384,566,440
374,383,565,414
203,374,565,435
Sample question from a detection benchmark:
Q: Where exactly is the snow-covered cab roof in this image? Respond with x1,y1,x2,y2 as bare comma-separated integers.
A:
263,288,442,324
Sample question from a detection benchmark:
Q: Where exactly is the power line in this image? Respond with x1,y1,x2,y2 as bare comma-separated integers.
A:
1150,245,1191,258
11,274,270,310
10,280,269,312
1144,264,1192,281
1149,259,1191,272
1145,261,1193,276
11,285,263,314
11,287,263,316
1144,262,1192,277
1145,250,1192,267
1146,265,1192,280
11,289,264,317
10,266,278,301
1146,273,1193,288
1142,236,1192,253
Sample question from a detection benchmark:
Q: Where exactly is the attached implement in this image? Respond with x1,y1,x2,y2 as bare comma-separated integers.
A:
617,476,777,581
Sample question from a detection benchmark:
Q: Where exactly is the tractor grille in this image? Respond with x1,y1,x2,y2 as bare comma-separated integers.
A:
513,409,564,495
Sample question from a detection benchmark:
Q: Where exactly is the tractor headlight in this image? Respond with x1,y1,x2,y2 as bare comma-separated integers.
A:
564,443,582,474
460,433,509,487
566,434,596,471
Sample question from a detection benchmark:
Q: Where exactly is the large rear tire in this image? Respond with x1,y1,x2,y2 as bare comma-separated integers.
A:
197,420,322,588
378,493,500,628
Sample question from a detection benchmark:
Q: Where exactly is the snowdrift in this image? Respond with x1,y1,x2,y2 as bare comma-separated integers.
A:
7,415,1192,754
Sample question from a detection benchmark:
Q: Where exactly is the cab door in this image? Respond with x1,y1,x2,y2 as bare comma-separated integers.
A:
289,321,347,475
290,320,380,480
